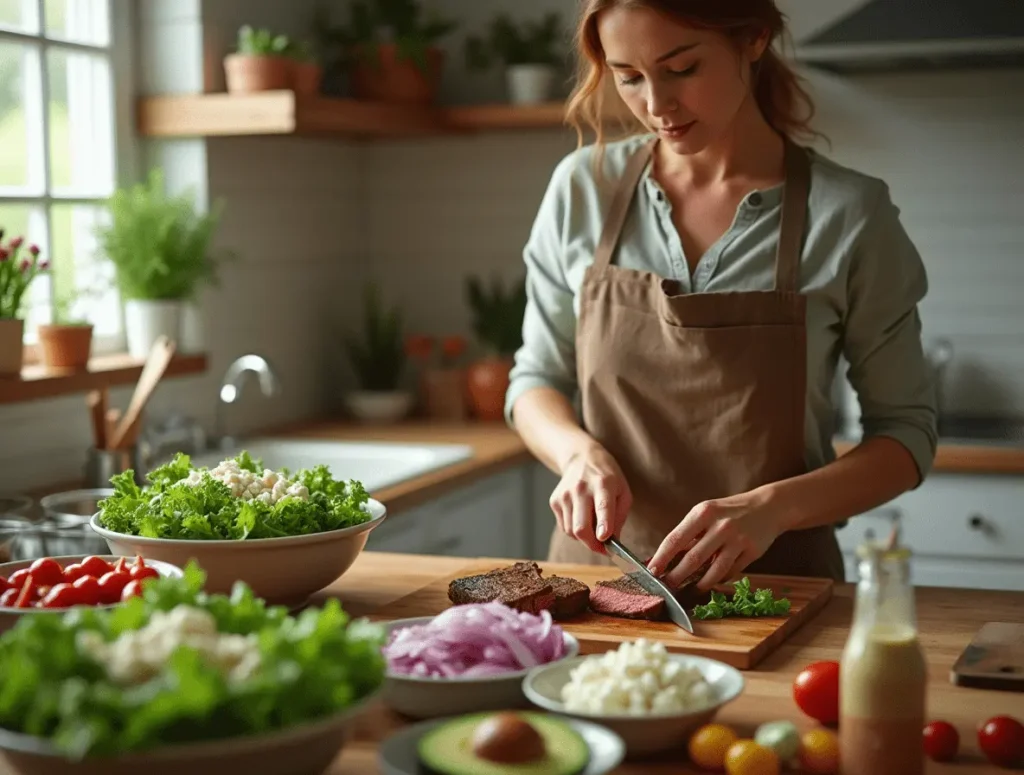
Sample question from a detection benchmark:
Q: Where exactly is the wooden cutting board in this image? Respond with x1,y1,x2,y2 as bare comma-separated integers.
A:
370,559,833,669
950,622,1024,691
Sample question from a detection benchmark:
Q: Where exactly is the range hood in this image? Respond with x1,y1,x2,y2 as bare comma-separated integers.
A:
793,0,1024,73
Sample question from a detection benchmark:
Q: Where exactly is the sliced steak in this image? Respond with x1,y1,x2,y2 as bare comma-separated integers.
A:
447,562,555,615
590,574,665,620
546,575,590,620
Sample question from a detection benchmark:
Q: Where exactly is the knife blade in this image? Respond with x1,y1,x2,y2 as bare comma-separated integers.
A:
604,537,694,633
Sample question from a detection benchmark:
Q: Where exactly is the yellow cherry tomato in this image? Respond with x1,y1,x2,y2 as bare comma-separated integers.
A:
800,728,840,774
688,723,740,770
724,739,781,775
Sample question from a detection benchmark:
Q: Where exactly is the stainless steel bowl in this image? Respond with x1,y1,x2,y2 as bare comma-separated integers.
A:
37,488,113,558
0,516,43,564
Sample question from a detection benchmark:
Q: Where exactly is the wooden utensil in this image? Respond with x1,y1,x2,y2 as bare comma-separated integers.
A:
86,389,108,449
951,622,1024,691
105,408,121,448
109,336,177,450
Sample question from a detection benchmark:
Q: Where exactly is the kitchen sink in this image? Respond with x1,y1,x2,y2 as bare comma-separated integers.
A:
184,438,475,493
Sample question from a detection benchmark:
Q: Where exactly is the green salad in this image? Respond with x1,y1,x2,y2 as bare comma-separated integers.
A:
96,451,374,540
0,563,386,758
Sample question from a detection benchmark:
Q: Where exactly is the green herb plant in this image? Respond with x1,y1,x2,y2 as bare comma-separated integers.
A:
345,282,406,392
465,12,564,71
692,577,792,620
465,273,528,357
236,25,292,57
0,230,49,320
97,451,372,540
0,562,386,758
95,169,233,302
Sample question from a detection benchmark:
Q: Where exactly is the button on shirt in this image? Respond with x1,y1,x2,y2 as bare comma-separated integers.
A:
505,134,938,480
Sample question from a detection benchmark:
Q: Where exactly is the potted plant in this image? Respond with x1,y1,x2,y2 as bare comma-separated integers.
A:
464,273,527,421
95,169,230,359
344,282,414,423
316,0,457,104
289,39,323,96
406,333,468,420
36,285,96,370
0,232,49,375
224,25,293,93
465,12,565,105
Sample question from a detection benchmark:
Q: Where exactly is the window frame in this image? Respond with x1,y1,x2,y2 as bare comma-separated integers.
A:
0,0,138,364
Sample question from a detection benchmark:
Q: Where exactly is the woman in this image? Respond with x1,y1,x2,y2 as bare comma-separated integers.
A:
505,0,937,589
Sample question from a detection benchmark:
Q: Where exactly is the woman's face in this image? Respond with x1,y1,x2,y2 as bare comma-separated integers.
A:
597,5,767,154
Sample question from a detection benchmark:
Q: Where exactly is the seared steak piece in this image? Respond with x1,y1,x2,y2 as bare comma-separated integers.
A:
447,562,555,615
590,574,665,620
546,575,591,619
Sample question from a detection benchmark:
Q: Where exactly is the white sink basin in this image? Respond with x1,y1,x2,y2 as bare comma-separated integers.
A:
186,438,475,493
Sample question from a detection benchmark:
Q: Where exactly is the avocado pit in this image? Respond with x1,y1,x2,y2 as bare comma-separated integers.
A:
471,713,547,764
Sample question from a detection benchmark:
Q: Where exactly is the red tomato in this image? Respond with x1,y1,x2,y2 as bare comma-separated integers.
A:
27,557,65,587
129,565,159,583
79,556,113,579
978,716,1024,768
8,568,31,587
62,563,87,583
793,660,840,725
113,557,128,573
41,583,80,609
97,571,131,604
0,575,9,593
121,579,145,601
0,588,18,607
13,578,34,608
923,720,959,762
71,575,102,605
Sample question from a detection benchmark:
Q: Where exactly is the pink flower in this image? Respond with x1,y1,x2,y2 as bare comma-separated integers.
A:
38,260,50,271
19,258,30,273
28,244,39,256
0,249,7,262
9,237,23,250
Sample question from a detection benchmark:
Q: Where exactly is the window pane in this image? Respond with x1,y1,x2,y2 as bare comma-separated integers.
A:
0,0,40,33
0,41,46,194
44,0,108,46
50,203,119,336
0,203,49,332
47,47,114,196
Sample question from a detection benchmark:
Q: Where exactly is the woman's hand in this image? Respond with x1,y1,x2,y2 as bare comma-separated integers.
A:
647,486,790,590
550,443,632,554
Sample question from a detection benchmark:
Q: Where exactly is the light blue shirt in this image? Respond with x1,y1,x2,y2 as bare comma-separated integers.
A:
505,133,938,481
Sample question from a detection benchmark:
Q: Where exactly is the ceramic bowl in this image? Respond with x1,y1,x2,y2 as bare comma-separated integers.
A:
89,499,386,607
378,712,625,775
0,555,184,636
380,615,580,719
0,687,380,775
523,653,745,757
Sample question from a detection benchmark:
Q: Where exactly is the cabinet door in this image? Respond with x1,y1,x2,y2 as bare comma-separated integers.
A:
363,507,427,554
529,463,560,560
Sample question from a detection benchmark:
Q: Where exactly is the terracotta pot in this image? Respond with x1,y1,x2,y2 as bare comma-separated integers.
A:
0,318,24,376
351,43,444,105
466,356,513,422
292,61,323,96
420,367,468,421
37,323,93,369
224,53,292,93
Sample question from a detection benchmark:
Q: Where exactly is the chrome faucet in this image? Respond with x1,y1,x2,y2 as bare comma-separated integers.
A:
214,354,280,448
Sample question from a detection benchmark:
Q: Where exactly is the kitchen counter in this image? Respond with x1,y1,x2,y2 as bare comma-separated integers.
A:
315,551,1022,774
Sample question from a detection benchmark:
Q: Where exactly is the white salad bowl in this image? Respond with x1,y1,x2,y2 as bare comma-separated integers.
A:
380,615,580,719
523,653,744,757
89,498,386,607
0,555,184,636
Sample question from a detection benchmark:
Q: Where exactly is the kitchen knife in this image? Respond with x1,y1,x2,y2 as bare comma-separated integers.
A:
604,537,694,633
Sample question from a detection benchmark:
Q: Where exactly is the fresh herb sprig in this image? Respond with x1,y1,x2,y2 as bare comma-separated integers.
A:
692,577,791,620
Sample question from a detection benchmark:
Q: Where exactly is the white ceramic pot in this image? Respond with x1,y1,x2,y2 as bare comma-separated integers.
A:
180,300,205,353
0,318,24,376
344,390,414,424
124,299,182,359
506,64,557,105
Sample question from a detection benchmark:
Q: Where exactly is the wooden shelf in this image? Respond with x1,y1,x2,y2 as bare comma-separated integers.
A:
0,352,208,404
136,90,638,140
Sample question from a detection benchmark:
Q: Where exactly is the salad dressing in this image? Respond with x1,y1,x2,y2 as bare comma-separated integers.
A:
839,532,927,775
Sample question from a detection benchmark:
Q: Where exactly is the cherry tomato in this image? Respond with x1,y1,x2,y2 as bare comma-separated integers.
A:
79,556,113,579
97,571,131,604
113,557,128,573
62,562,87,583
71,575,102,605
121,579,145,601
689,723,740,770
27,557,65,587
0,575,9,593
41,583,80,609
793,661,840,725
0,588,18,607
978,715,1024,768
725,739,780,775
129,564,159,583
800,728,840,774
923,720,959,762
13,578,34,608
7,568,31,587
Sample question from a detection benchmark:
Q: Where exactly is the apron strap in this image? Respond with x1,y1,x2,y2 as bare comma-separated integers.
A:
775,140,811,293
593,139,656,271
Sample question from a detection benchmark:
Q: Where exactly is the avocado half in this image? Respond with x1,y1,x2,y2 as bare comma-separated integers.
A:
418,712,590,775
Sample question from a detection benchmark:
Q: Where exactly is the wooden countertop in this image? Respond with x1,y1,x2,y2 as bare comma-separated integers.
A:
315,551,1023,774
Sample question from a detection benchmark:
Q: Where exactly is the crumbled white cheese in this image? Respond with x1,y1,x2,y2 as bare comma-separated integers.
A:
560,639,714,715
76,605,262,686
181,458,309,505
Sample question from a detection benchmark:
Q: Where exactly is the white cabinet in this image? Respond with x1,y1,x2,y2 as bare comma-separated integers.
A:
528,463,560,560
837,472,1024,591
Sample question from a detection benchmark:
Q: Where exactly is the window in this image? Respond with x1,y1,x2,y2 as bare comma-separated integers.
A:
0,0,133,356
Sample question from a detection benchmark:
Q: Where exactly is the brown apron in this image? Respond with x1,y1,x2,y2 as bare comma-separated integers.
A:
548,137,845,581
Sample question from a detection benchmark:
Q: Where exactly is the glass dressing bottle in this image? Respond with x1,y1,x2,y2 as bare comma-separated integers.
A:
839,528,927,775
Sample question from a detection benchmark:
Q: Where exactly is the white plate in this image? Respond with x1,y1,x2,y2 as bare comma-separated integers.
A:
378,714,625,775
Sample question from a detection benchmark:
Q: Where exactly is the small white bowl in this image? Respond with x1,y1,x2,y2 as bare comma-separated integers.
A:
0,555,184,636
380,615,580,719
523,653,745,757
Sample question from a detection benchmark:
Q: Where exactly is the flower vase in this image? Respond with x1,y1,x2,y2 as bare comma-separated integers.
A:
0,318,24,376
421,367,468,421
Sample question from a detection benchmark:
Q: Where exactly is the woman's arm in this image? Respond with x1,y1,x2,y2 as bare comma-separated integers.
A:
512,387,596,475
